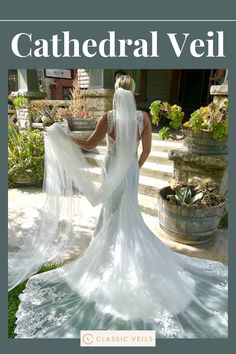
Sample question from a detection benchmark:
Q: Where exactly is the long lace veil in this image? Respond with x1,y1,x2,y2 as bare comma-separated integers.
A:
8,88,138,291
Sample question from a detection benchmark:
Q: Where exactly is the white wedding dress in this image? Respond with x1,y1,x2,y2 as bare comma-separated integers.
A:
12,91,228,339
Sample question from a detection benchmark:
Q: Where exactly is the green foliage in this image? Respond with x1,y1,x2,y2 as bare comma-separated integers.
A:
13,96,28,109
8,280,27,338
168,178,225,207
8,125,45,185
184,100,228,140
184,108,203,133
8,263,61,338
167,104,185,129
150,100,184,130
211,120,228,140
150,100,185,140
29,100,66,125
174,186,203,205
149,100,162,125
150,98,228,141
159,126,171,140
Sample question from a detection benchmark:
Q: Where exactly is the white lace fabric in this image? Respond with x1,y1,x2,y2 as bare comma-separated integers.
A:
107,109,144,136
15,197,228,338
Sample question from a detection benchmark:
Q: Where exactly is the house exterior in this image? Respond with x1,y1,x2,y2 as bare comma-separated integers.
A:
8,68,221,119
43,69,214,116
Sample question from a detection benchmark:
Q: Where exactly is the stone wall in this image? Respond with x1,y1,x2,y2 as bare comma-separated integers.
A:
169,151,228,194
84,88,114,120
170,83,228,195
210,84,228,107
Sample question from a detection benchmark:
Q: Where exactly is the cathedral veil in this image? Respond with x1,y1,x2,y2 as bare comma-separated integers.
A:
10,86,228,339
8,88,138,291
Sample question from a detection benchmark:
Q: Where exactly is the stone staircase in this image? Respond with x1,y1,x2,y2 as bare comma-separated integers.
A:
8,132,227,266
83,133,184,218
80,134,227,264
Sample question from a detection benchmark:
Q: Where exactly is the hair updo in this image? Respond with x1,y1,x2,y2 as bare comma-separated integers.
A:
114,75,136,94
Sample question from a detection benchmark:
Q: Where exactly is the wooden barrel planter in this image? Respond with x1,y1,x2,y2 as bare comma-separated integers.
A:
183,127,228,155
157,186,226,244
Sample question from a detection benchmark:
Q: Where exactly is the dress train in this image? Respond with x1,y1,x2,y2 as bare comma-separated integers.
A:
14,132,228,338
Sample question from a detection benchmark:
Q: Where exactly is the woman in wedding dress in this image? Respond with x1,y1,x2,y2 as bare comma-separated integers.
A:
10,75,228,338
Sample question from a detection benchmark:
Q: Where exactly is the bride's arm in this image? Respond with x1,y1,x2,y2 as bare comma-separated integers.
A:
139,112,152,168
70,113,108,150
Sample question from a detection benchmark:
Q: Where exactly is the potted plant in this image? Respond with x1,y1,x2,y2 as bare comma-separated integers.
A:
157,177,226,244
150,99,228,155
150,100,185,140
12,96,28,110
8,125,44,187
183,101,228,154
8,94,18,127
12,94,31,131
57,76,96,132
29,100,65,129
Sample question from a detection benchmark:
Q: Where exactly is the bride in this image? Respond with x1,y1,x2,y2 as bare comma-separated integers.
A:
9,75,228,338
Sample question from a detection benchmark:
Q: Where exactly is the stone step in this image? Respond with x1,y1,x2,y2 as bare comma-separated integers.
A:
151,132,184,141
84,153,173,179
150,139,184,152
139,174,170,196
138,194,158,217
91,139,184,157
141,161,173,179
92,177,160,216
144,150,173,164
86,167,169,197
88,149,173,165
76,131,184,149
83,179,162,215
81,132,181,215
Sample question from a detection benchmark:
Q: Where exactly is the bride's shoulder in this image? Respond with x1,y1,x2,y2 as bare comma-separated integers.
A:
106,110,115,122
138,111,151,130
105,111,115,133
107,110,114,116
137,110,149,122
136,110,148,117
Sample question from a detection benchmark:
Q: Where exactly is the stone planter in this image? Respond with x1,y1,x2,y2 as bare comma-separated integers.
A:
157,186,226,244
184,127,228,155
31,122,44,130
16,108,31,131
169,150,228,195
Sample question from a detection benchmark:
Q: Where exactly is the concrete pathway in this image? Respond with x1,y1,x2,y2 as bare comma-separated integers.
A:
8,186,228,265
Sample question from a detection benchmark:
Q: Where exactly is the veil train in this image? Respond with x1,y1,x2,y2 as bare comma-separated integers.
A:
9,88,228,338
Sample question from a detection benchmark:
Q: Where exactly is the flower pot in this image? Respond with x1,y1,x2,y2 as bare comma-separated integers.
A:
66,117,96,132
12,175,41,186
184,127,228,155
157,186,226,244
16,108,31,131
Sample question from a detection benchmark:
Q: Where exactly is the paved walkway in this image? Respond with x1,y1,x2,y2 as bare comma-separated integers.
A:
8,187,228,265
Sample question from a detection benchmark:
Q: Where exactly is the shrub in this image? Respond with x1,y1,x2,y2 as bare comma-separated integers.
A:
8,126,44,186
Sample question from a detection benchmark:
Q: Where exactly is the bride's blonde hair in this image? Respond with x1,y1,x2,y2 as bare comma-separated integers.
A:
115,75,136,94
